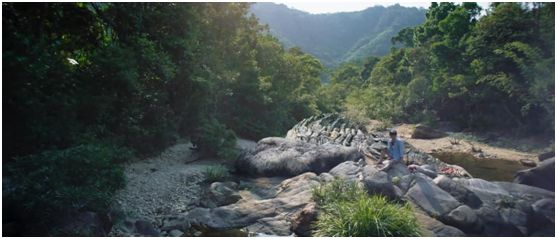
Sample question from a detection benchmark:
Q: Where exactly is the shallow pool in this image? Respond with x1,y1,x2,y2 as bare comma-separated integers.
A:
431,152,529,182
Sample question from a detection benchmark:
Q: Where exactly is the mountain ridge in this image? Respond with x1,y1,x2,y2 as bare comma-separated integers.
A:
250,3,427,67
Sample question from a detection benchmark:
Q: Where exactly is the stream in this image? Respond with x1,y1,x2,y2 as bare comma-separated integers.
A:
432,152,529,181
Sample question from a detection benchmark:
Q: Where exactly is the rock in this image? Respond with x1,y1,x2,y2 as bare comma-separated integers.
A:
246,215,291,236
236,138,257,152
361,165,397,199
538,151,554,161
236,137,360,176
454,178,510,206
58,211,110,236
291,202,317,236
433,175,482,209
134,220,160,236
318,172,335,182
405,176,461,218
417,165,438,179
519,159,536,167
328,161,361,182
161,216,191,232
475,206,502,236
396,174,417,193
169,229,184,237
411,124,448,139
411,204,465,237
531,198,555,226
499,207,529,236
384,162,410,179
474,206,524,236
442,205,480,233
514,157,554,191
493,181,554,203
432,225,466,237
530,227,555,237
209,181,242,206
177,172,320,236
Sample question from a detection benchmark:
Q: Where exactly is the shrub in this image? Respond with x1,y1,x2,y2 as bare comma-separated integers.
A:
312,178,367,205
197,118,238,160
312,179,421,237
5,144,133,227
202,165,231,183
343,86,407,124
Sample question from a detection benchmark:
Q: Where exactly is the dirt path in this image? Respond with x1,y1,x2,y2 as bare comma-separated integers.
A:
395,124,538,162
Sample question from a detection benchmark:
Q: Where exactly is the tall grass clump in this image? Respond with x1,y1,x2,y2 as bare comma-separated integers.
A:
312,178,421,237
202,165,231,183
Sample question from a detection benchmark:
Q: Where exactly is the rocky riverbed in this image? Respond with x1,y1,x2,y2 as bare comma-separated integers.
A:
107,114,554,237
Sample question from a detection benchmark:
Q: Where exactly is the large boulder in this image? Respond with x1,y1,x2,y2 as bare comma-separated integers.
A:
433,225,466,237
531,198,555,225
328,161,362,182
412,206,465,237
113,218,160,237
411,124,448,139
442,205,481,233
538,151,554,161
455,179,555,236
475,206,522,236
163,172,322,236
493,181,554,203
384,162,410,179
417,164,438,179
208,182,242,207
290,202,318,236
361,165,397,199
236,137,360,176
405,176,461,218
514,157,554,191
497,207,530,236
453,178,510,206
433,175,482,209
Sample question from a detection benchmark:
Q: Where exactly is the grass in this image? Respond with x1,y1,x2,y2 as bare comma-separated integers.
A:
202,165,230,183
312,178,421,237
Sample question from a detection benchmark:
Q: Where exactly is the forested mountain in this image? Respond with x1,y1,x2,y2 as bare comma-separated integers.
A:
250,3,426,66
320,2,554,136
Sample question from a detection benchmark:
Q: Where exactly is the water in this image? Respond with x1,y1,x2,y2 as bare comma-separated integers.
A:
431,152,529,181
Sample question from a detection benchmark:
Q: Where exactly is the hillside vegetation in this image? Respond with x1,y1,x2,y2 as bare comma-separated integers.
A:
320,2,554,138
3,3,323,234
250,3,426,66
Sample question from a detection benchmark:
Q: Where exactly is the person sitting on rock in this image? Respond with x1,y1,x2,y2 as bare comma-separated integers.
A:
379,129,405,171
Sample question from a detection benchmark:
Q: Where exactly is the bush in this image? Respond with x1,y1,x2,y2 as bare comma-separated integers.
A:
312,178,368,205
5,144,133,227
312,179,421,237
202,165,231,183
197,118,238,160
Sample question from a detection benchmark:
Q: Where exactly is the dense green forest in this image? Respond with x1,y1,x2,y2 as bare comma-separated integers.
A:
250,3,426,66
2,2,555,235
3,3,323,234
321,2,554,136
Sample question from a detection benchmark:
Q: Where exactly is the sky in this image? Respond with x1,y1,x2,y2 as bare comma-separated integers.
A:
271,1,492,14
